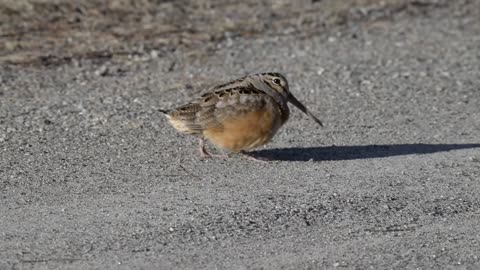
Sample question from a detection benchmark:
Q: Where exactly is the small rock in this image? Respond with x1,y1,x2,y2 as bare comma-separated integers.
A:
150,50,159,59
95,66,109,76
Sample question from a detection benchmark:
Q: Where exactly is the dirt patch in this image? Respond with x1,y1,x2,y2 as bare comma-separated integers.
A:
0,0,460,67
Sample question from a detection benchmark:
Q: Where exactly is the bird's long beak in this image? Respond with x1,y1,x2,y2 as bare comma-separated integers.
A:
288,94,323,127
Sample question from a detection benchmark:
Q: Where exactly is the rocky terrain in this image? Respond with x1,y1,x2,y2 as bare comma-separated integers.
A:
1,0,480,269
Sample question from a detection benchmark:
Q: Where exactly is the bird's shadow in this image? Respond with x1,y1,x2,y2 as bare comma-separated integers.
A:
251,143,480,161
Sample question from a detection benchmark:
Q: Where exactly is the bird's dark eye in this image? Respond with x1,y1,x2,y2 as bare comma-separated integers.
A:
272,78,281,85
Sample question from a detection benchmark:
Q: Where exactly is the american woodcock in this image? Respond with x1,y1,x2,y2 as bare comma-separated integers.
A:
159,72,323,159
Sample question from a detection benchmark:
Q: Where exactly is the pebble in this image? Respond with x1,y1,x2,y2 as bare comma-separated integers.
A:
95,65,109,76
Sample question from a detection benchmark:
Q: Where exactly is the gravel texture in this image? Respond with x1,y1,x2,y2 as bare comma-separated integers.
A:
1,0,480,269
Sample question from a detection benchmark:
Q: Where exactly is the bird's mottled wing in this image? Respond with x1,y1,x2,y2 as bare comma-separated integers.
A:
164,97,217,136
208,85,268,122
164,80,270,136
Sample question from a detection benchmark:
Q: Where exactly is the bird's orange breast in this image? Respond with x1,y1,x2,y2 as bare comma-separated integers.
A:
203,107,282,152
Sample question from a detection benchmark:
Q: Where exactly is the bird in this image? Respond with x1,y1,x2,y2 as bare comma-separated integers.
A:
159,72,323,160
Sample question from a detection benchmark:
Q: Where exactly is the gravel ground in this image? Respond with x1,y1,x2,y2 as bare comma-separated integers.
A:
1,0,480,269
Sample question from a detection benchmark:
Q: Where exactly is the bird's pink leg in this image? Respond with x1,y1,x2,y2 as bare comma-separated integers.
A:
198,138,229,159
198,138,211,158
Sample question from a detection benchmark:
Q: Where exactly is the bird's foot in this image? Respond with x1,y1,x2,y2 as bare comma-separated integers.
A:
198,139,229,159
240,151,269,163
